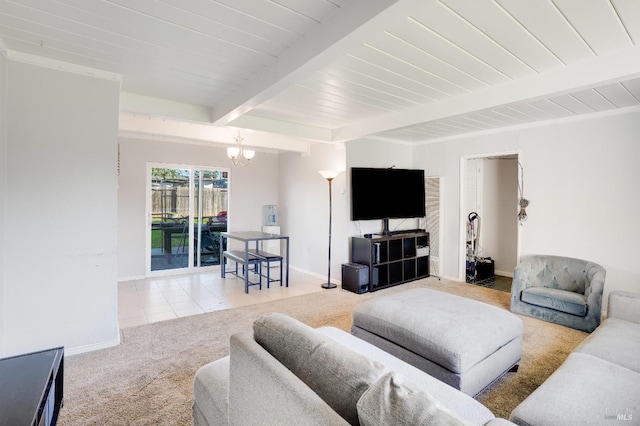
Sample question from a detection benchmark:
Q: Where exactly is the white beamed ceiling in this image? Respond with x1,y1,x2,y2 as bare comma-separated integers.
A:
1,0,639,151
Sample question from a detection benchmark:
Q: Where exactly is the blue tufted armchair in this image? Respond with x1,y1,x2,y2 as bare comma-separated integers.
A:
510,255,606,333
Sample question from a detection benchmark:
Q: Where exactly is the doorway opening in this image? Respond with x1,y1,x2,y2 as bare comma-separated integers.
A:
460,152,520,292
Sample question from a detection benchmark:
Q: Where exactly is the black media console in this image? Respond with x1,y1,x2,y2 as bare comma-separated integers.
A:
351,231,430,292
0,346,64,426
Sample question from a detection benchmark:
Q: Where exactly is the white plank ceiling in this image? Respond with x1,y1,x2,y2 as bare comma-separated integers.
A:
1,0,639,151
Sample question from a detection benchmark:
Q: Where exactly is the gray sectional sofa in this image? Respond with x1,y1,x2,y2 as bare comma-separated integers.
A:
193,312,515,425
193,291,640,426
510,290,640,425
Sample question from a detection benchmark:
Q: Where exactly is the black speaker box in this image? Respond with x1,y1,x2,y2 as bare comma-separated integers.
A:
341,263,369,294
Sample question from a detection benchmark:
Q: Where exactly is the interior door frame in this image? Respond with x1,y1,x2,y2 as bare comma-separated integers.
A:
458,150,522,282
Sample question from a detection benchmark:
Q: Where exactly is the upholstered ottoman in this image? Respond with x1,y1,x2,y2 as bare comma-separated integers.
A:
352,288,523,396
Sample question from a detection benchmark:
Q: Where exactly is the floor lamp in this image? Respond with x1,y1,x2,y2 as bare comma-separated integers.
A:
319,170,341,289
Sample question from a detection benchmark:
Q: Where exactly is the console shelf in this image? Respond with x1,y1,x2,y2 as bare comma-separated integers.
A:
352,232,429,292
0,346,64,426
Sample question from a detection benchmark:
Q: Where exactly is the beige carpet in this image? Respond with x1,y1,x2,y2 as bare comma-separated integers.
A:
58,277,587,425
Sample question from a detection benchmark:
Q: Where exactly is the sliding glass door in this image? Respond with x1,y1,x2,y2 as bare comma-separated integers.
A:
148,165,228,274
193,169,228,267
150,167,191,271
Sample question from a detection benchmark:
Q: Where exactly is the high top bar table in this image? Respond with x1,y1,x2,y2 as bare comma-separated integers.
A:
220,231,290,293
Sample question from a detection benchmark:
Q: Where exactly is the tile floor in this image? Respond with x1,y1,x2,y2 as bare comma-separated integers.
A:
468,275,513,292
117,267,325,328
118,268,513,329
491,275,513,292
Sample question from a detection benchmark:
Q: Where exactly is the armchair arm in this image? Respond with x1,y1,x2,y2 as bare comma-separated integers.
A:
511,256,541,301
608,291,640,324
583,262,605,320
584,262,606,296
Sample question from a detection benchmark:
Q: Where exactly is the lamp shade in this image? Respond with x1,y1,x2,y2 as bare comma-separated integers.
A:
227,146,240,159
243,149,255,160
319,170,341,180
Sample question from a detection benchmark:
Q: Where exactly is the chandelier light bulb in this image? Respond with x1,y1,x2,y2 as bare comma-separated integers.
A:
227,147,240,160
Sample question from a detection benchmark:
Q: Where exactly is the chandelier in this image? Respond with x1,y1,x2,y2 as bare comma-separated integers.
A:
227,131,255,166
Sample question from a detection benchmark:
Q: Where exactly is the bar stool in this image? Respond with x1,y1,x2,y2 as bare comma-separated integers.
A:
222,250,263,291
248,249,283,288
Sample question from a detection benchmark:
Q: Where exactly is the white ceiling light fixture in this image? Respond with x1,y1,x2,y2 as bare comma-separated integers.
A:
227,131,255,166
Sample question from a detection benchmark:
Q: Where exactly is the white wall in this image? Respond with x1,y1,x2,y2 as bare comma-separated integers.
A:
117,138,279,279
119,137,348,284
278,143,346,282
414,111,640,308
121,110,640,311
481,158,518,276
0,52,6,353
2,60,120,356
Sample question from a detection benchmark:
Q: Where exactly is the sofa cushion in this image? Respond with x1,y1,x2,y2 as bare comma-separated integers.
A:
317,327,498,426
228,332,349,425
254,313,385,425
510,352,640,426
357,372,473,426
534,258,589,293
521,286,587,316
574,318,640,373
608,291,640,324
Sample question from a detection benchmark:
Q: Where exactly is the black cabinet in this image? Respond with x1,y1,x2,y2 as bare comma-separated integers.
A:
0,347,64,426
352,232,429,292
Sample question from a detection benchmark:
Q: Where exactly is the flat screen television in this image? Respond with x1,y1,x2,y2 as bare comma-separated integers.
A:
351,167,426,225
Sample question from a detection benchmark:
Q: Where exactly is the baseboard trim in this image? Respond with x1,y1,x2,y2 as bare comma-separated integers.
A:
441,275,460,281
290,265,341,285
66,335,121,356
118,275,145,282
495,270,514,278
